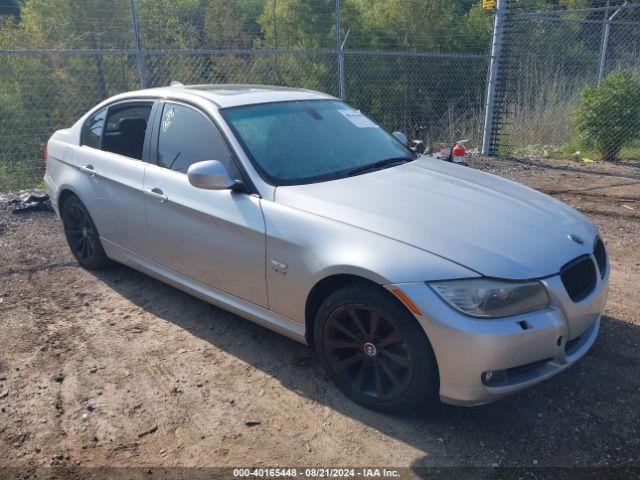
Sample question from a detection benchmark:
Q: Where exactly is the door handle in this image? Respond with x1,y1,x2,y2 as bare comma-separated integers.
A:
144,187,168,203
79,164,96,177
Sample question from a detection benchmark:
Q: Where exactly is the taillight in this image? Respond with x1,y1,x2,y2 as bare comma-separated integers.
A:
42,144,48,165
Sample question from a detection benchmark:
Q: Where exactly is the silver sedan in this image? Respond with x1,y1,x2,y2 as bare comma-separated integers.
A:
44,85,608,412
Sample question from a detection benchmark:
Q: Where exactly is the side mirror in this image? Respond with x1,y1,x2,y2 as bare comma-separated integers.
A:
187,160,236,190
392,131,408,145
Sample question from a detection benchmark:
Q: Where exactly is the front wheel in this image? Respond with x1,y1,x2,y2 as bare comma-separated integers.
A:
314,283,439,413
62,195,109,270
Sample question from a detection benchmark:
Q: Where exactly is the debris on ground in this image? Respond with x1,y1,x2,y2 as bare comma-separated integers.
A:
137,425,158,438
2,189,53,214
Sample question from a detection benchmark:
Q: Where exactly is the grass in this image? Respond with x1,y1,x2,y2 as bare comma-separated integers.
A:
548,140,640,162
499,67,640,163
0,158,44,193
502,70,585,149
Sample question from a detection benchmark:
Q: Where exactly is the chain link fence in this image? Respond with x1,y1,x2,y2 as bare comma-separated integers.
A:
0,0,490,192
2,1,640,192
488,1,640,158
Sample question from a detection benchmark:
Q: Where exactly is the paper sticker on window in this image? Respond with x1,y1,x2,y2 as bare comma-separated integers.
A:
162,107,175,132
338,110,378,128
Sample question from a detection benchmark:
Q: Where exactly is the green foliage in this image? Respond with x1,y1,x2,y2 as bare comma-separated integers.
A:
0,0,626,190
573,71,640,161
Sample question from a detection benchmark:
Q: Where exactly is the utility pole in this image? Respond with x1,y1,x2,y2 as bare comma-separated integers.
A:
129,0,147,89
481,0,507,156
335,0,346,100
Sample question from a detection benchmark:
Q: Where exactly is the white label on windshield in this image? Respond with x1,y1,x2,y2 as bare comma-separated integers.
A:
339,110,378,128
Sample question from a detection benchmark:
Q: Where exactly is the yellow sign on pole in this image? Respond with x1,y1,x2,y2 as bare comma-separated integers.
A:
483,0,495,10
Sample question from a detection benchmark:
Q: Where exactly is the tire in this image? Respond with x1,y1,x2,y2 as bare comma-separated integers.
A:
61,195,109,270
314,283,439,413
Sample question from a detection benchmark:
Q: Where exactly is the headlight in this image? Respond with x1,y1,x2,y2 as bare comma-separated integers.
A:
428,278,550,318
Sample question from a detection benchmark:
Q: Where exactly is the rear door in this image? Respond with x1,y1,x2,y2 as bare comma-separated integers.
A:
142,101,267,307
77,100,157,254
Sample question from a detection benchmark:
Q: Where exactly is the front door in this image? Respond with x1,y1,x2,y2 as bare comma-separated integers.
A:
142,101,267,307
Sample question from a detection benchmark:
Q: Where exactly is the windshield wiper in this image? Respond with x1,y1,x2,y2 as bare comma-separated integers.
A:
347,156,414,177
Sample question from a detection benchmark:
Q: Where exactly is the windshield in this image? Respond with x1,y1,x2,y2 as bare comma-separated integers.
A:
221,100,413,185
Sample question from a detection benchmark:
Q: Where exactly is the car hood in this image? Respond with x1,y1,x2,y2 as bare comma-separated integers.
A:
274,156,598,279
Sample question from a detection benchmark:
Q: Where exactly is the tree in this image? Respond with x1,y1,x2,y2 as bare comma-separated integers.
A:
0,0,138,190
573,71,640,161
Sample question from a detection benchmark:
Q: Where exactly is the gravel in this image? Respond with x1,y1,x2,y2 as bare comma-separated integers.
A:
0,155,638,469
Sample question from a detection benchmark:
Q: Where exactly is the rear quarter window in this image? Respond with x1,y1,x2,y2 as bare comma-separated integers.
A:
81,107,107,148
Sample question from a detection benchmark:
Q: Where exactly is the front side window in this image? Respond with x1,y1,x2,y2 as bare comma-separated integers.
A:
102,103,152,160
221,100,412,185
81,107,107,149
156,103,237,176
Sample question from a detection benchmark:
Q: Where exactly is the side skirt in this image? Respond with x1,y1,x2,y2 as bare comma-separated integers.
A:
101,238,308,344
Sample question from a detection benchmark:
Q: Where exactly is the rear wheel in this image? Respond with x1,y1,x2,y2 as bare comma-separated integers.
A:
62,195,109,270
314,283,439,413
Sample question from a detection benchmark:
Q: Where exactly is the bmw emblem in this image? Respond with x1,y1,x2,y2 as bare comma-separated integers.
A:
568,233,584,245
363,342,377,357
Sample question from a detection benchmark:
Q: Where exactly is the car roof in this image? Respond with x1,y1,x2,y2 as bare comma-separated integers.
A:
119,84,336,109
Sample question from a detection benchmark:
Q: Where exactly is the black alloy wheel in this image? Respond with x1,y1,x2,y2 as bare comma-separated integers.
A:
314,283,438,413
323,304,414,401
62,195,109,270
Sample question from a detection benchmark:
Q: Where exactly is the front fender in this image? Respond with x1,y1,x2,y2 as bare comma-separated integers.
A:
261,199,477,323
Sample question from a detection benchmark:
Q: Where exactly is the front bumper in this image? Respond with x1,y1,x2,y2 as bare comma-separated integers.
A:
388,266,609,406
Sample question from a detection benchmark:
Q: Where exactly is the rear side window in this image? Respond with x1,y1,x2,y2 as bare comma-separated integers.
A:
156,103,237,176
81,107,107,149
102,103,153,160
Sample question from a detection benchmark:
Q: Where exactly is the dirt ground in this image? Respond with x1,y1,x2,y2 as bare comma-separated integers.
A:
0,156,639,476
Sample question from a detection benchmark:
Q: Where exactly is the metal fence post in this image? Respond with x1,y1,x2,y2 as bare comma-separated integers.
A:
597,1,612,86
129,0,147,89
335,0,346,100
597,2,629,86
481,0,507,156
